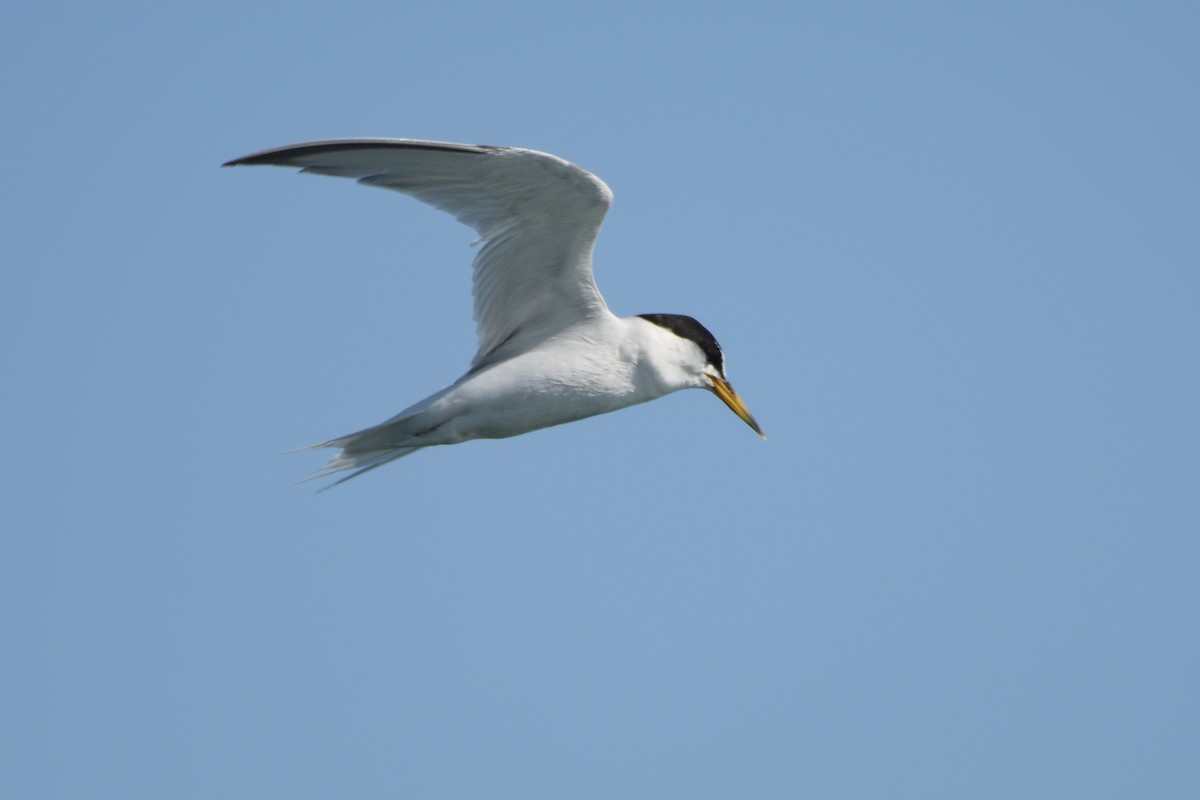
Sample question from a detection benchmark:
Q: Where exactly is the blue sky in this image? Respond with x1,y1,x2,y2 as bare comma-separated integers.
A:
3,1,1198,798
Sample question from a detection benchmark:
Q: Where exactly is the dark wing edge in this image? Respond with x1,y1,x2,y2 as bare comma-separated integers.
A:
222,138,492,168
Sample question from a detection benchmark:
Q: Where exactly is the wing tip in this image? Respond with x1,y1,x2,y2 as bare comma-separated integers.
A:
222,138,493,169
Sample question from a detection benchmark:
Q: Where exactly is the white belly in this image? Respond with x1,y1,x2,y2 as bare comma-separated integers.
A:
426,343,653,442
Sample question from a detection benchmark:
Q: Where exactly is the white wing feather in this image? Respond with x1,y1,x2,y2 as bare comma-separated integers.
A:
224,138,614,365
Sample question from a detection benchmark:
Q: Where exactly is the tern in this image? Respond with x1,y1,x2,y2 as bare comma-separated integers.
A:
225,138,764,485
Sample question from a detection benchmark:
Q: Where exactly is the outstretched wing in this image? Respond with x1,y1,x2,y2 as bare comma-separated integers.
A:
224,138,614,365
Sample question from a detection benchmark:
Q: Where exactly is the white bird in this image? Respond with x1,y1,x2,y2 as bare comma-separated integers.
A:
224,138,764,485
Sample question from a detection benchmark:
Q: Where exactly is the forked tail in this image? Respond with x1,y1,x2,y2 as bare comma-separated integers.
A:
297,424,426,490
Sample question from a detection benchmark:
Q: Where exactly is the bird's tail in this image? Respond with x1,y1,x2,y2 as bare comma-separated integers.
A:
297,423,426,490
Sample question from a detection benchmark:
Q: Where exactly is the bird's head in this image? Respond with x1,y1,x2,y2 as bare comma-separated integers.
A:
637,313,765,439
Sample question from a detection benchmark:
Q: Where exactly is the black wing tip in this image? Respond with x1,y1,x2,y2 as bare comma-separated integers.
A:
222,138,492,169
222,152,289,168
221,149,286,168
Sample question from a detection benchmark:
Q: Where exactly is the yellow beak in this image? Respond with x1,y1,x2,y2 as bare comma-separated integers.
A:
707,375,766,439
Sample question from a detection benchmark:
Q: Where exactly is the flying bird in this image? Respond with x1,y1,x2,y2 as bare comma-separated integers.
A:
224,138,763,485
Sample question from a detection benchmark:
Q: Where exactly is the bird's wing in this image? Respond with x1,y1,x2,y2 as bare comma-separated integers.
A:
224,138,614,366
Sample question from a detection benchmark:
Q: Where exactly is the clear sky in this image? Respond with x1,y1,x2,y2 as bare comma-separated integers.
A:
2,1,1197,798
